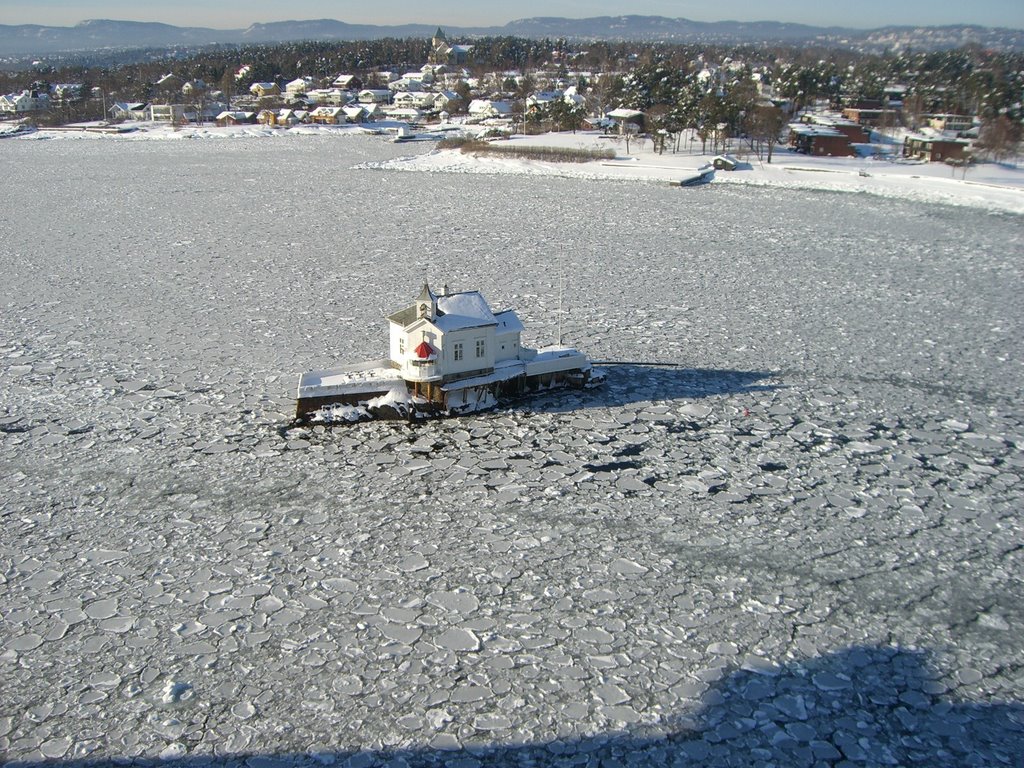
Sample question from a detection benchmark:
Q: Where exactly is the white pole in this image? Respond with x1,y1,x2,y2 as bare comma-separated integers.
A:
557,250,563,346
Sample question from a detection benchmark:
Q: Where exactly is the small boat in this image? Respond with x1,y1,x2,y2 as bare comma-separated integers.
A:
294,283,603,423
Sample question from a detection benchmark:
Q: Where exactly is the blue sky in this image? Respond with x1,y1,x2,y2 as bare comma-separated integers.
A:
6,0,1023,30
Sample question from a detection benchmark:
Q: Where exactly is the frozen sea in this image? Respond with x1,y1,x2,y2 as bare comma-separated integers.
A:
2,133,1023,766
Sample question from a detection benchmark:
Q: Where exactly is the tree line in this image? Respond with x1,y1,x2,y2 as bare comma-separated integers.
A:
3,36,1021,159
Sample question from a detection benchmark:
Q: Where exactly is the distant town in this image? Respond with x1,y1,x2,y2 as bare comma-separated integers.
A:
2,28,1021,164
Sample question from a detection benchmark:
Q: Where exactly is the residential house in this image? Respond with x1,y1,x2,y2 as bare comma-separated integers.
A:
883,84,907,104
927,114,975,134
384,107,425,123
393,91,437,110
181,80,206,97
309,106,345,124
149,104,186,123
526,91,563,114
468,99,513,120
215,111,257,126
389,77,424,93
108,102,148,121
51,83,83,103
0,90,49,114
155,73,183,93
788,124,857,157
257,109,280,126
903,133,970,162
431,90,461,113
801,113,870,143
358,89,392,105
562,86,586,108
196,102,227,123
331,74,363,91
342,105,368,123
307,89,348,106
605,107,645,134
249,82,281,99
285,77,315,96
842,107,886,126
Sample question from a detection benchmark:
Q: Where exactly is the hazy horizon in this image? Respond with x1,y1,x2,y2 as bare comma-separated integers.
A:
5,0,1023,31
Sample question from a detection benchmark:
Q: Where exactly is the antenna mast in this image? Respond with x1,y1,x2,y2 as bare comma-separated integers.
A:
557,250,564,346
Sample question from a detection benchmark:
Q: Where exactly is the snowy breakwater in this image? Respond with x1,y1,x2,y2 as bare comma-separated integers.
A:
1,135,1022,765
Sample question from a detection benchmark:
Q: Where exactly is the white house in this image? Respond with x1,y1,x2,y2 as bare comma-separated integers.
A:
216,110,256,126
108,102,148,121
0,90,49,114
393,91,437,110
387,284,524,391
562,85,586,107
285,77,315,95
307,88,348,106
358,89,392,105
149,104,186,123
342,105,368,123
389,77,424,93
468,99,513,119
295,283,601,420
526,90,563,109
432,90,460,112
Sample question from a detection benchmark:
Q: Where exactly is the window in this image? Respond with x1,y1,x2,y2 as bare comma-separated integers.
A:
476,339,485,358
453,342,463,361
399,338,405,355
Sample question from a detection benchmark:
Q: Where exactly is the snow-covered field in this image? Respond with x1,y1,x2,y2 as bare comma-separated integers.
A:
2,130,1023,766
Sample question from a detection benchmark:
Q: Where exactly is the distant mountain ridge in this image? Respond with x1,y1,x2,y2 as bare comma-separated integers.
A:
0,15,1020,56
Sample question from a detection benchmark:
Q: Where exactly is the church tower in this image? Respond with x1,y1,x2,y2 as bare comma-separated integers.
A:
429,27,451,66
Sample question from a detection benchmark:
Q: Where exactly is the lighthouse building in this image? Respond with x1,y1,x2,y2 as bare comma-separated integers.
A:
295,282,598,420
387,283,524,400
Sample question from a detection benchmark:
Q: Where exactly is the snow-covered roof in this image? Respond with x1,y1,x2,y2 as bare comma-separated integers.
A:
607,107,644,119
495,309,524,335
468,99,513,116
789,123,844,138
297,359,404,398
434,291,498,332
441,359,524,392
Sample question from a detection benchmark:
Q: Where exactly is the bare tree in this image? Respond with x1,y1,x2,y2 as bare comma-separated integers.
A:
746,104,786,162
975,115,1021,163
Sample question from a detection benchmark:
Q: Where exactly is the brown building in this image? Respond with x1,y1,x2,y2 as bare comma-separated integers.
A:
788,125,857,157
903,135,970,162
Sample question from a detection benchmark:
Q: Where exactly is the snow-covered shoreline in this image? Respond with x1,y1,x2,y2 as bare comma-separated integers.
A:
376,130,1024,216
11,120,1024,215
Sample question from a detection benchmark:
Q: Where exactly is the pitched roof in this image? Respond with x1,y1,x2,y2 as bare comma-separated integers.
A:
434,291,498,332
387,289,502,333
495,309,524,334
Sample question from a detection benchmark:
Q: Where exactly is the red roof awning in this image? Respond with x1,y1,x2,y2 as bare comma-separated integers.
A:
414,341,436,360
